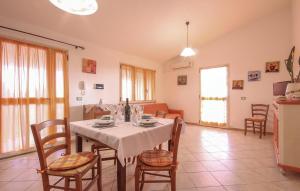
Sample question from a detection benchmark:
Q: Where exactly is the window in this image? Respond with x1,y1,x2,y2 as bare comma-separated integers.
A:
0,38,69,154
120,64,155,102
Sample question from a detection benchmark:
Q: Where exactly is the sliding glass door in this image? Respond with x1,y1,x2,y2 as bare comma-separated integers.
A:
200,66,228,127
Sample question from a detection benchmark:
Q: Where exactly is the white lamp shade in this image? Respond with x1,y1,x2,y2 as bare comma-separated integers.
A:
49,0,98,15
180,47,196,57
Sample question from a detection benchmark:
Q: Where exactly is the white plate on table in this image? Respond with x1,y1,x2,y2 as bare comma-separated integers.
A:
139,118,157,127
94,116,114,128
96,119,114,125
141,114,153,120
93,121,114,128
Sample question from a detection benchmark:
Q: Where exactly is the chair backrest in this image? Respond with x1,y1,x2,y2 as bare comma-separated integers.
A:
251,104,269,119
31,118,71,171
169,117,183,165
155,110,167,118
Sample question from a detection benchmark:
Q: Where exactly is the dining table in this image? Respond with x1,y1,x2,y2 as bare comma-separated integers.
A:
70,117,175,191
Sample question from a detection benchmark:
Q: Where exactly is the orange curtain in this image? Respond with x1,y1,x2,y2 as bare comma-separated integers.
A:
120,63,155,102
135,68,145,101
145,70,155,101
0,38,69,154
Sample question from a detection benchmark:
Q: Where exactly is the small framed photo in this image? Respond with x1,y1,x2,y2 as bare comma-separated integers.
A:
177,75,187,85
248,71,261,81
265,61,280,73
232,80,244,90
82,58,97,74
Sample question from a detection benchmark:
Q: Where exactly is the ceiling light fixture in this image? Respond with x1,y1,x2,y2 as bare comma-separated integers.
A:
180,21,196,57
49,0,98,16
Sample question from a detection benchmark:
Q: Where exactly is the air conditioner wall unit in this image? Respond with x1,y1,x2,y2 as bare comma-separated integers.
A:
171,59,193,70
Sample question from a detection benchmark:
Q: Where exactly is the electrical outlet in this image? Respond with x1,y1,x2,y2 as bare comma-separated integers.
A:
76,97,83,101
241,97,246,101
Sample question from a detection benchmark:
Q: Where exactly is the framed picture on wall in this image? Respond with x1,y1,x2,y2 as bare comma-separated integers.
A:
232,80,244,90
248,71,261,81
177,75,187,85
82,58,97,74
265,61,280,73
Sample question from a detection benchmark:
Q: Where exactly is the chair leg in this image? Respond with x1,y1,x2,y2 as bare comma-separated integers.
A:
92,167,95,179
97,156,102,191
244,119,247,136
64,177,70,191
91,145,96,178
259,122,262,139
76,176,83,191
41,174,50,191
114,150,117,165
134,166,140,191
263,121,266,136
140,171,145,191
170,170,176,191
132,156,136,164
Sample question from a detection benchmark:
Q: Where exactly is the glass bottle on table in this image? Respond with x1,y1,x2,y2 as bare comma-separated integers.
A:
125,98,131,122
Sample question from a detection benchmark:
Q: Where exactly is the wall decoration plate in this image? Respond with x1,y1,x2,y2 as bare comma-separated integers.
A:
266,61,280,73
248,71,261,81
82,58,97,74
232,80,244,90
177,75,187,85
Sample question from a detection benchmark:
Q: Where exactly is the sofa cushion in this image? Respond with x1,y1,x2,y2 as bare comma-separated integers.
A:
143,103,169,115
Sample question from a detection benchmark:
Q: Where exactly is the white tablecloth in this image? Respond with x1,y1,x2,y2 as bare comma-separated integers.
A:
70,118,174,166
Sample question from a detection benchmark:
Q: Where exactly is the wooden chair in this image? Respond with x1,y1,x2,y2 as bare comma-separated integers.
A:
244,104,269,138
84,106,117,165
135,117,183,191
91,143,117,165
31,118,102,191
155,110,167,118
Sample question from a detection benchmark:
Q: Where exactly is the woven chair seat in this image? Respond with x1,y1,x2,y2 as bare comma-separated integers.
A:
140,150,173,167
245,116,266,122
48,152,95,171
48,156,98,177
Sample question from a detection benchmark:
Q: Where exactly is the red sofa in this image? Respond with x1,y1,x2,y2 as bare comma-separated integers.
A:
143,103,184,119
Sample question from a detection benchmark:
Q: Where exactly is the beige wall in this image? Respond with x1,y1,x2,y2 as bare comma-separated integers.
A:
0,17,163,121
161,8,292,131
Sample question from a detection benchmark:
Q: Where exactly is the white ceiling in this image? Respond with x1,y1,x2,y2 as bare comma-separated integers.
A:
0,0,291,62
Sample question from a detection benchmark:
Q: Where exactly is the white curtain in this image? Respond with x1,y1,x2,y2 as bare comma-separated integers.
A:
121,64,156,102
121,65,133,101
145,70,155,101
0,39,69,154
200,67,228,126
135,68,144,101
1,42,48,153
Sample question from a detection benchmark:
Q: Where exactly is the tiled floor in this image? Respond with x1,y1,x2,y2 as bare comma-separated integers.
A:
1,124,300,191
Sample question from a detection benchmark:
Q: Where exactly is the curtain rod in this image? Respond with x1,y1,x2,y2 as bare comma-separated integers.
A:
0,25,85,50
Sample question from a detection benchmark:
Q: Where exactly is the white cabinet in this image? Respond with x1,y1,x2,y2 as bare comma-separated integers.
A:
273,100,300,173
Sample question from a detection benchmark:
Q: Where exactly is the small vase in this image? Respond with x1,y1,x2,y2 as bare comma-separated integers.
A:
286,82,300,99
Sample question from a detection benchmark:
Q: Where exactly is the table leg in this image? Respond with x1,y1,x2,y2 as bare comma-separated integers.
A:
76,135,83,152
117,159,126,191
